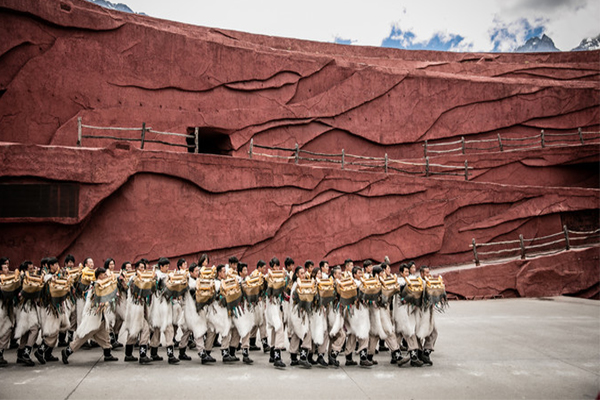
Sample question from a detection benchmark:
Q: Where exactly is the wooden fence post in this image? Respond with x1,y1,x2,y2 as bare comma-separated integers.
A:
341,149,345,170
578,127,584,145
563,225,570,250
425,157,430,177
423,140,428,158
540,129,545,148
461,136,465,154
519,234,526,259
472,238,480,266
140,122,146,149
384,153,388,174
464,160,469,181
497,133,503,151
194,127,199,154
294,143,299,165
249,138,253,159
77,117,82,146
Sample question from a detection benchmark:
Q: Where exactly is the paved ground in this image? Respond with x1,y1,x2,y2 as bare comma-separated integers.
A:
0,297,598,400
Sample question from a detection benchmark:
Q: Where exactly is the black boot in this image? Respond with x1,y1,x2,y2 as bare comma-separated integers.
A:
410,350,424,367
221,348,236,363
345,353,357,366
21,347,35,367
378,339,389,352
367,354,378,365
249,337,260,351
316,353,328,367
359,349,373,367
298,348,311,368
242,348,253,364
58,331,68,347
0,349,6,367
167,346,179,364
124,344,138,362
204,350,216,363
397,350,411,367
308,352,317,365
273,348,286,368
16,348,24,364
328,350,340,367
45,346,59,362
421,349,433,366
290,352,299,366
178,347,191,361
110,332,122,349
61,346,73,365
34,342,47,365
262,337,270,353
139,345,152,364
150,346,163,361
269,347,275,363
391,349,400,364
229,346,240,361
103,348,118,362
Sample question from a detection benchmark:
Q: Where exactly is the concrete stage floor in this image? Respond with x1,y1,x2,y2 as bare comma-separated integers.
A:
0,297,598,400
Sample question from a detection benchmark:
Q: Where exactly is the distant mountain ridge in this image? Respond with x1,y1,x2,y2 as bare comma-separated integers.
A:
84,0,599,53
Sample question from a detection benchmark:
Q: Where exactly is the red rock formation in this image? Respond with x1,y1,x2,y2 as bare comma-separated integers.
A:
0,0,598,298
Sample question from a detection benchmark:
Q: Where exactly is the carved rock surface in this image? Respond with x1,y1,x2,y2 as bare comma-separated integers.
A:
0,0,598,299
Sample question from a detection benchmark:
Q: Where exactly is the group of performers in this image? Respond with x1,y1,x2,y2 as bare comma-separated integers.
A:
0,254,447,369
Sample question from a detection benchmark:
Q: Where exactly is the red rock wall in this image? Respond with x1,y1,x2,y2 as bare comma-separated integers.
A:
0,0,598,298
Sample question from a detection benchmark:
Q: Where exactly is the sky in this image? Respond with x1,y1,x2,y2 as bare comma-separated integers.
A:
121,0,600,52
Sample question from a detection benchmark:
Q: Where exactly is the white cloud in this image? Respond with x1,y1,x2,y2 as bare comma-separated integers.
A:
121,0,599,52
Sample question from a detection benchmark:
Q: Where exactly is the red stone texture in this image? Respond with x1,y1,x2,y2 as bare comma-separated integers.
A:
0,0,598,298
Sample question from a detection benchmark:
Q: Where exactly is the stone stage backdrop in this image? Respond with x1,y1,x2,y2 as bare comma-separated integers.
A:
0,0,598,298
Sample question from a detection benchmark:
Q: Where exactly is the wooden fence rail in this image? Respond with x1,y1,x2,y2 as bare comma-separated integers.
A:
77,117,198,152
249,139,472,180
470,226,600,266
423,129,600,158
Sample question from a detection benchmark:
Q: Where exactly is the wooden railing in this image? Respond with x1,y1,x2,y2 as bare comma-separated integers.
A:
423,129,600,157
470,226,600,266
249,139,472,180
77,117,199,152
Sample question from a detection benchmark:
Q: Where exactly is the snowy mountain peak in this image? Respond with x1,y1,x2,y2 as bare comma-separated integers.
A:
571,34,600,51
514,34,560,52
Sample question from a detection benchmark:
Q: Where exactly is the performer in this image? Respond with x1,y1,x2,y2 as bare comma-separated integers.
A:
416,266,446,366
265,257,287,368
288,265,313,368
13,261,41,367
248,260,270,353
61,268,119,364
0,258,17,367
394,264,424,367
341,265,372,367
58,254,76,347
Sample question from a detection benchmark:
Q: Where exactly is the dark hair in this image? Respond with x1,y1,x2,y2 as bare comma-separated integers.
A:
216,264,226,276
228,256,239,265
304,260,314,269
291,265,303,283
104,258,115,269
0,257,8,267
419,265,429,273
408,261,415,266
399,264,409,274
40,257,49,267
19,261,33,272
331,265,341,274
344,259,353,266
189,263,198,274
363,260,373,268
372,265,383,276
198,254,209,267
256,260,266,269
177,258,187,269
352,266,362,278
47,257,59,266
94,267,107,280
158,258,170,267
121,261,131,271
237,262,247,275
319,260,328,269
134,260,145,270
284,257,295,267
269,257,280,268
64,254,75,265
83,257,93,267
311,267,321,280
